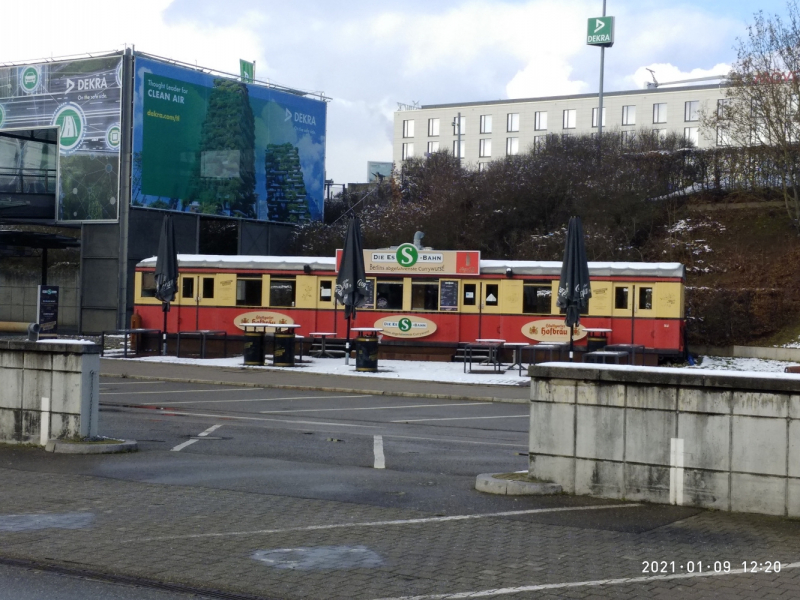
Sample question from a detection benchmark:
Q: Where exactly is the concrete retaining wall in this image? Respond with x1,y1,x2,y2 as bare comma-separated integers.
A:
0,340,100,444
529,364,800,516
690,345,800,362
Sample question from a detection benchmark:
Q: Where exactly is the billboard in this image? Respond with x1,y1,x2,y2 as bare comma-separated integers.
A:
0,55,123,221
132,56,327,222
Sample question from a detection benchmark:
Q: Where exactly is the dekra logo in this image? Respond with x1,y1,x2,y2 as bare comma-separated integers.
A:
283,107,316,125
65,77,109,94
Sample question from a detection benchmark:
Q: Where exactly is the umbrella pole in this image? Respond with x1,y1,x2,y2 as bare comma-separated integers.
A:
569,324,574,362
162,302,169,356
345,314,351,365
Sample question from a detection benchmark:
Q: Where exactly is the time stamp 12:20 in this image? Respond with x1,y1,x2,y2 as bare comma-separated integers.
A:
643,561,782,574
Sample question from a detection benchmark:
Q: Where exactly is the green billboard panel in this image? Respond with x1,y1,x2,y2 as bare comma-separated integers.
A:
587,16,615,47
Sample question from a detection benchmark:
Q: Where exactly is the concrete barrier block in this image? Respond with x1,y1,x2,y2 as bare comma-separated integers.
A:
20,408,40,443
787,478,800,517
0,368,22,410
52,353,83,373
21,369,51,410
678,413,730,472
575,459,624,498
532,378,575,404
625,463,671,504
678,388,732,415
530,403,574,456
626,408,676,466
50,371,81,415
0,350,24,370
50,412,80,439
682,468,729,510
0,408,16,441
731,473,786,516
789,421,800,478
577,382,625,407
529,455,575,493
576,405,624,461
627,384,677,411
23,351,52,371
732,416,787,476
790,396,800,420
733,391,789,418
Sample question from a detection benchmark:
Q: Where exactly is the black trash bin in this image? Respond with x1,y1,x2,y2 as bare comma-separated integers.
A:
355,334,378,372
243,330,264,365
273,330,296,367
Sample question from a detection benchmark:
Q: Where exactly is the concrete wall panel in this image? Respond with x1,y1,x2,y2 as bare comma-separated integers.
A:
626,409,676,466
731,473,786,516
625,463,671,504
575,459,624,497
678,413,730,472
682,468,729,511
732,416,787,476
576,405,624,461
627,384,677,411
678,388,731,415
530,403,574,456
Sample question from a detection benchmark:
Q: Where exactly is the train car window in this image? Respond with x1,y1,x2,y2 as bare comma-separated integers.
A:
463,283,476,306
412,279,439,311
376,280,403,310
236,277,262,306
639,287,653,310
615,287,629,309
182,277,194,299
319,280,332,302
141,273,156,297
270,279,296,307
485,283,499,306
202,277,214,299
523,285,551,314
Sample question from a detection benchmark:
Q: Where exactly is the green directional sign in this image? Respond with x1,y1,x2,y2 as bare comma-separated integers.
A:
239,59,255,83
20,66,40,93
587,16,615,47
395,243,419,267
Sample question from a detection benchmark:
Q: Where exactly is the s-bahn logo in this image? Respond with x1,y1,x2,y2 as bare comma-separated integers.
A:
395,243,419,267
19,66,41,94
376,315,437,338
52,103,86,153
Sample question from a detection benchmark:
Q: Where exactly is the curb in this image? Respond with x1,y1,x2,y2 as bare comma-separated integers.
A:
100,373,529,404
45,439,138,454
475,472,562,496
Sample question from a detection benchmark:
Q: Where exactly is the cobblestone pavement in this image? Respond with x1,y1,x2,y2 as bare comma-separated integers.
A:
2,460,800,599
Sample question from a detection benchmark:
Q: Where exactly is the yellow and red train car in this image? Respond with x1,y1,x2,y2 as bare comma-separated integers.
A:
133,248,685,361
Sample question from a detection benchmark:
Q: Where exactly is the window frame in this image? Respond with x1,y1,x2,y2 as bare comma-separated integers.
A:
506,113,519,132
479,138,492,158
427,118,439,137
534,111,547,131
653,103,667,124
505,137,519,156
684,100,700,122
479,114,492,134
562,109,576,129
402,119,415,138
622,105,636,126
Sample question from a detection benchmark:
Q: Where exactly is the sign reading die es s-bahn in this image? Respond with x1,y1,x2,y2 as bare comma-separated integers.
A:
352,245,481,275
587,16,615,47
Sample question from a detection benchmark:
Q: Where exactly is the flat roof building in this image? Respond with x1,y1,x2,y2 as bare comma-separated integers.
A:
393,84,727,169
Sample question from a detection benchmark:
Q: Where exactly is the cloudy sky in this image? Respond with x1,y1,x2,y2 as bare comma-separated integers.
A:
0,0,790,184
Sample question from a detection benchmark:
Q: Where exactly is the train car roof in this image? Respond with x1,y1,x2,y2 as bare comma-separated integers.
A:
136,255,685,279
480,260,686,279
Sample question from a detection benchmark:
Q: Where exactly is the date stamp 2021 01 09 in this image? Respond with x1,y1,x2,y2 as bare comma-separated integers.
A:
642,561,782,574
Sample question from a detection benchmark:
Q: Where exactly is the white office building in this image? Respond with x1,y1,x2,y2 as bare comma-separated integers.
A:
393,84,727,170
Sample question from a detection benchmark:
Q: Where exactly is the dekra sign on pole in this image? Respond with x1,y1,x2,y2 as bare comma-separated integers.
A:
586,16,614,47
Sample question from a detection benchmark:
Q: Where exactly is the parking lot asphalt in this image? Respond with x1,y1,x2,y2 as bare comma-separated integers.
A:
2,360,800,599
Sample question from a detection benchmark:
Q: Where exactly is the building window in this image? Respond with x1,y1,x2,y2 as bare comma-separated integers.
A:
534,111,547,130
411,279,439,311
653,103,667,124
562,109,576,129
376,280,403,310
452,116,466,135
402,143,414,160
716,127,730,146
453,140,465,158
506,113,519,132
426,141,440,154
506,137,519,156
479,138,492,157
622,105,636,126
427,118,439,137
685,100,700,122
533,135,547,153
591,107,606,128
653,128,667,140
621,130,636,146
236,277,262,306
269,278,296,307
402,119,415,138
522,285,552,314
480,115,492,134
684,127,699,145
478,162,489,172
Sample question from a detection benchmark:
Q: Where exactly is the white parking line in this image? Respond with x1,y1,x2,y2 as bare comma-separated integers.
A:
383,434,526,449
137,395,373,406
372,562,800,600
260,402,490,414
102,388,254,396
392,415,528,423
155,409,380,428
374,435,385,469
124,503,640,543
171,423,224,452
100,381,165,386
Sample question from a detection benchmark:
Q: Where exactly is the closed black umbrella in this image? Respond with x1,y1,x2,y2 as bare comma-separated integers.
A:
335,216,368,364
154,215,178,355
556,216,592,361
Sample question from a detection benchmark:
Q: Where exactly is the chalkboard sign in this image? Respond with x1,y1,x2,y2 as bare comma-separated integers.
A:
363,279,375,309
440,280,459,312
37,285,59,332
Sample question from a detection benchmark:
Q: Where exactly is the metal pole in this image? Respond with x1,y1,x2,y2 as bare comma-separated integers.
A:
453,112,462,164
597,0,606,161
